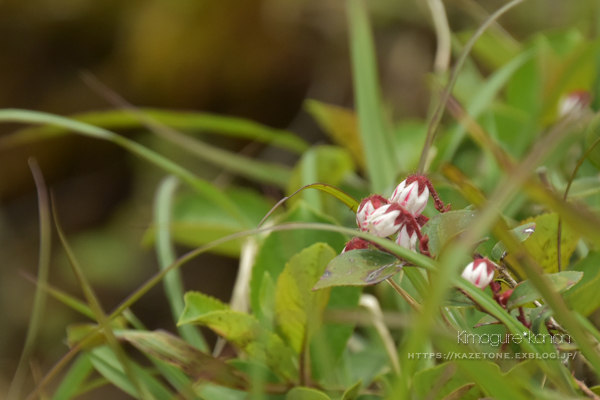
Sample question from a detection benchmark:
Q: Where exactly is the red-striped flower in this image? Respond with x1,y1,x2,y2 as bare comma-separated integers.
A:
461,258,495,289
389,176,429,215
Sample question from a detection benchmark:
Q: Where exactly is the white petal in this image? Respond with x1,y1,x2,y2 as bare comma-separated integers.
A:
389,180,407,203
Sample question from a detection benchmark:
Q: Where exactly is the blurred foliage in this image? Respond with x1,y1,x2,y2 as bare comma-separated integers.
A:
3,0,600,399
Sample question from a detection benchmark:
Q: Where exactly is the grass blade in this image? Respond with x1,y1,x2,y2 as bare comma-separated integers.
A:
0,108,309,154
51,354,94,400
7,160,52,400
417,0,527,172
154,176,207,350
347,0,397,192
52,199,153,400
0,109,251,227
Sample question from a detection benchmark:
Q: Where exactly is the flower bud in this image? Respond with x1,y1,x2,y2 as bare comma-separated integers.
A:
356,195,389,231
389,176,429,215
395,214,428,252
461,258,495,289
363,204,402,237
342,237,371,253
558,90,591,118
395,224,417,252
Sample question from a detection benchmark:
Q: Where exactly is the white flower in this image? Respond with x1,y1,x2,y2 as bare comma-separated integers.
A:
389,179,429,215
461,258,495,289
395,223,418,252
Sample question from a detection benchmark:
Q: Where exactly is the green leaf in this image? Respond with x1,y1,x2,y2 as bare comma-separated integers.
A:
194,383,247,400
347,0,396,191
118,330,247,389
305,100,364,168
179,295,297,381
226,360,282,384
413,363,482,400
506,271,583,309
564,252,600,316
286,387,332,400
275,243,336,353
421,209,478,258
0,108,309,153
250,201,348,320
491,222,536,261
155,187,274,257
457,29,521,70
179,292,229,317
341,380,362,400
287,146,355,214
259,272,277,328
510,213,580,274
313,250,404,290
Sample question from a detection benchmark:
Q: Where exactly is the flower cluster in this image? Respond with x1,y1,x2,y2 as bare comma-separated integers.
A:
343,174,448,256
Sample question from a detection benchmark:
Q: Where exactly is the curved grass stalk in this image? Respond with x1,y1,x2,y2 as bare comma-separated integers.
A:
359,294,401,374
0,109,251,228
7,160,52,400
557,134,600,271
52,199,153,400
425,0,451,74
417,0,527,173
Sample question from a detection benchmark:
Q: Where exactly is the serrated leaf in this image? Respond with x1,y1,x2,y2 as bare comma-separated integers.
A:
506,271,583,309
275,244,335,353
421,209,478,258
118,330,248,389
564,252,600,316
286,387,332,400
313,250,404,290
491,222,536,261
180,292,229,318
178,300,297,381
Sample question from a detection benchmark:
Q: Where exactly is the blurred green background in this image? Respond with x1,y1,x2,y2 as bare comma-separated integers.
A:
0,0,597,398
